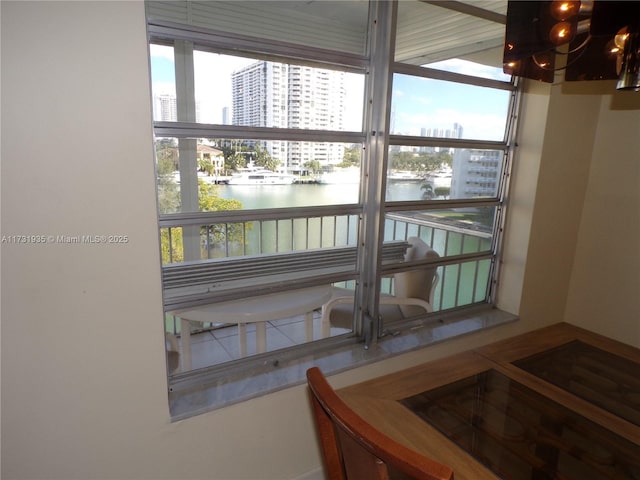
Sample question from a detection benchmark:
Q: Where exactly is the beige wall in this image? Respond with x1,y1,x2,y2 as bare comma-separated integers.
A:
1,2,638,480
519,81,601,325
564,91,640,343
517,81,640,340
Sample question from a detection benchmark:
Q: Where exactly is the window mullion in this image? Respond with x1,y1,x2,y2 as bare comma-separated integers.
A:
361,1,397,346
489,82,524,306
174,40,199,261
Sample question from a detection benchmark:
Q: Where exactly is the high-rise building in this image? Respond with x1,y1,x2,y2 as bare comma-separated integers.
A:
222,107,231,125
450,149,502,198
420,124,464,140
452,122,463,139
153,93,202,123
419,123,464,153
232,61,346,172
153,94,177,122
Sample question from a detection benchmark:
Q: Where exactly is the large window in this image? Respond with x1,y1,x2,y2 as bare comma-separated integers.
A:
149,22,369,384
147,0,518,415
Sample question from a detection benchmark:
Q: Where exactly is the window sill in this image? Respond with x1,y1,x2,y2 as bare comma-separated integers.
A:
168,307,518,421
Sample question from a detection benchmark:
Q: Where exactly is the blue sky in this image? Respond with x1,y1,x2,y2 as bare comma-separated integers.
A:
391,72,510,140
151,55,174,84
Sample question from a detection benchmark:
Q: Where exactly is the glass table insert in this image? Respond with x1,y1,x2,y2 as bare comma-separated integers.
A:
401,369,640,480
514,340,640,427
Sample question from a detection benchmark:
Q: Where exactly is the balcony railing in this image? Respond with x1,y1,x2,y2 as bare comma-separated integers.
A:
161,208,494,336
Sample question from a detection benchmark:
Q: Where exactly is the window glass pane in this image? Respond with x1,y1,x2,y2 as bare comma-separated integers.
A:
162,213,361,372
436,259,492,310
451,148,504,199
386,0,511,329
381,208,494,317
391,74,510,141
150,44,176,121
384,207,496,258
150,47,365,130
155,137,362,213
160,213,359,265
193,51,364,131
385,147,504,201
165,279,352,371
378,258,491,324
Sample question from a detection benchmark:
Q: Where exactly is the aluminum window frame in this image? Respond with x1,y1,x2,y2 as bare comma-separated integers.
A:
147,1,521,411
372,1,520,336
149,11,376,396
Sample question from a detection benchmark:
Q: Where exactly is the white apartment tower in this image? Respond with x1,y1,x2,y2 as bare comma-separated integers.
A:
153,93,202,123
232,61,346,172
153,94,177,122
450,149,503,198
222,106,231,125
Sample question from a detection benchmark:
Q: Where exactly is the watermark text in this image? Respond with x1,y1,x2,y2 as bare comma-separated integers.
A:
1,234,129,245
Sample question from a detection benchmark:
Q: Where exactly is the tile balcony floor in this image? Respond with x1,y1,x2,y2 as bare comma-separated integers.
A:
168,309,351,373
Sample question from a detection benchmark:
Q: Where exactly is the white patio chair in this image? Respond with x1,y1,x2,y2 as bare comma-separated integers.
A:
322,237,439,332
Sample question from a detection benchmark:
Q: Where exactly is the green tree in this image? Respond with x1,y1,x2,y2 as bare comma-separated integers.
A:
217,139,253,172
339,145,361,167
227,152,247,171
156,139,178,173
160,179,245,264
198,158,216,176
304,160,321,174
253,145,279,172
157,180,180,214
435,151,453,168
160,226,183,264
198,180,242,212
421,181,435,199
388,151,417,171
213,139,236,173
388,150,445,173
156,141,180,214
198,181,247,259
434,186,450,199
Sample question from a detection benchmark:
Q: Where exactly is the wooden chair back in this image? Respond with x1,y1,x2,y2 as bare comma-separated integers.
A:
306,367,454,480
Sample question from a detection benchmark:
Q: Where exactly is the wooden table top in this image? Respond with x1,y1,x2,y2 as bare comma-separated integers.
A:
337,323,640,480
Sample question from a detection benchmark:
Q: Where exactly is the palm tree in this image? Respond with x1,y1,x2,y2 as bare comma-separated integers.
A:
421,181,435,199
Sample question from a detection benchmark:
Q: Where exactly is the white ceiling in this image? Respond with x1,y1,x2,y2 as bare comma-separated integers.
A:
147,1,509,67
265,0,509,66
396,1,507,67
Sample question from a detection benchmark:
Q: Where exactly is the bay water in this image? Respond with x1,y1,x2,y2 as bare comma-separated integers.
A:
215,180,425,209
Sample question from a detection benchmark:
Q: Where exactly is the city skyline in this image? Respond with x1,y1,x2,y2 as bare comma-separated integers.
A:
150,45,509,141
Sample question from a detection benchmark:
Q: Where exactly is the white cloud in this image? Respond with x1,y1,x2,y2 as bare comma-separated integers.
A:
149,44,174,61
153,81,175,96
411,95,433,106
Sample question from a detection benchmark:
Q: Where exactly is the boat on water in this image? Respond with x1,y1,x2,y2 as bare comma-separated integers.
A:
387,171,423,182
228,168,295,185
317,167,360,185
426,167,453,187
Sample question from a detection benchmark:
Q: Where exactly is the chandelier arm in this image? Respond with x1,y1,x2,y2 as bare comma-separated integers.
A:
533,36,592,72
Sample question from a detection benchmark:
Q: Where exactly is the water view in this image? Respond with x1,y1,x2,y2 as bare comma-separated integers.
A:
213,179,428,209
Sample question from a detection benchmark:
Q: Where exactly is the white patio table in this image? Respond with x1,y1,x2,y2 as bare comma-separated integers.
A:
171,285,333,371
